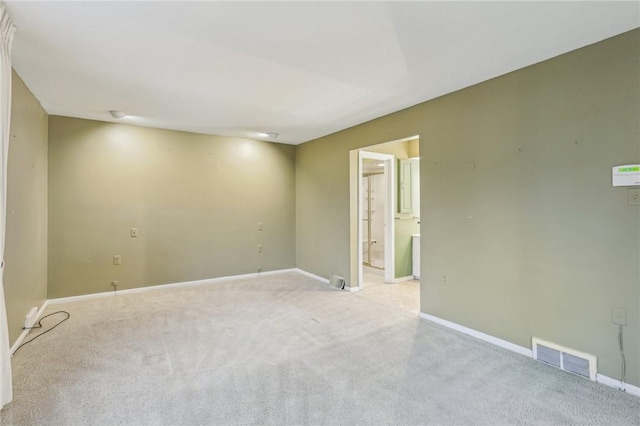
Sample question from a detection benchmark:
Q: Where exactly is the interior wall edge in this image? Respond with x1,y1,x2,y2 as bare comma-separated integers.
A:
5,69,48,346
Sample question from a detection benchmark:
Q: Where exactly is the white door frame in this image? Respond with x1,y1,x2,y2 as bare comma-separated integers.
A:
358,151,395,286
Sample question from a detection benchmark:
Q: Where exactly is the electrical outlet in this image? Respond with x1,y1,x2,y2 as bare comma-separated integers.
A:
612,307,626,326
257,244,263,253
113,255,121,265
131,227,138,237
628,188,640,206
257,222,263,231
442,275,447,285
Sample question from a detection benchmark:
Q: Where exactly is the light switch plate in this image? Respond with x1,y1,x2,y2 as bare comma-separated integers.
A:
131,227,138,237
628,188,640,206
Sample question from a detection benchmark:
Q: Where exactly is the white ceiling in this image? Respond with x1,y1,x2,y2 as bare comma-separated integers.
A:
6,1,639,145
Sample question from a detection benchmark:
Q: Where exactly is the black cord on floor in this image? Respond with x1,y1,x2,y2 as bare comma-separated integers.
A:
12,311,70,357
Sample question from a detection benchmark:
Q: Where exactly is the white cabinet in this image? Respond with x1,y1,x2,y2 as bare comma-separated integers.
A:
410,158,420,219
398,159,413,213
398,158,420,218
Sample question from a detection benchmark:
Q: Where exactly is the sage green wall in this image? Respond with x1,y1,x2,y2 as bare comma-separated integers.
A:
5,71,48,345
48,116,295,298
296,30,640,386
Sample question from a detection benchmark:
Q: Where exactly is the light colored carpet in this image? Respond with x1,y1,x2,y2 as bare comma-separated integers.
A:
2,272,639,425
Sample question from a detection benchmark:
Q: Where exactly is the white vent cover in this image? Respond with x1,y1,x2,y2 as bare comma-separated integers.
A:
329,275,345,290
532,337,597,381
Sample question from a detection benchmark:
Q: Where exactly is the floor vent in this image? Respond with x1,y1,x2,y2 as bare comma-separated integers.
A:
532,337,597,381
329,274,345,290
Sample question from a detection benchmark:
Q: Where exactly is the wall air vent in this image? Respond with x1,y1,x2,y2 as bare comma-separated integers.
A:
532,337,597,381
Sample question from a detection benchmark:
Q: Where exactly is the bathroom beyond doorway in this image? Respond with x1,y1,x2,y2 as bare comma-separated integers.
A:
351,136,420,310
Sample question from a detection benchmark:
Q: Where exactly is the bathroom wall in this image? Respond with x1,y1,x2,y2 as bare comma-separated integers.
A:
367,172,386,267
48,116,296,298
363,139,420,278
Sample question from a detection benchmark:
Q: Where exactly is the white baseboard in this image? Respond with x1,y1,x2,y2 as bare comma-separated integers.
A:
419,312,640,398
419,312,534,358
294,268,362,291
596,374,640,397
394,276,415,283
10,300,49,356
47,268,353,306
294,268,330,284
48,268,299,305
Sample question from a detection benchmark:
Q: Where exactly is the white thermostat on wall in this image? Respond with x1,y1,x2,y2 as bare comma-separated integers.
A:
612,164,640,186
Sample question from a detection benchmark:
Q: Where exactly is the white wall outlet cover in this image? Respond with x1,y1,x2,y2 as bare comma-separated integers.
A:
612,165,640,186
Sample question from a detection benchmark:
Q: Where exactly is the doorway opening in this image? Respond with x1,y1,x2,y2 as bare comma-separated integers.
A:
350,136,420,296
349,136,420,314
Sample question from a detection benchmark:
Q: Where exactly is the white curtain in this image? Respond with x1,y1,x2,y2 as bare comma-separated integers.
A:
0,3,15,410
